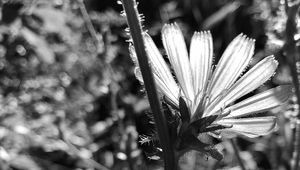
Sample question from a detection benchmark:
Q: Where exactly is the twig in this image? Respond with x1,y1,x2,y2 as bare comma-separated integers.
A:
292,121,300,170
284,1,300,170
77,0,104,54
230,139,246,170
285,2,300,115
77,1,138,170
77,0,120,119
201,2,241,29
121,0,177,169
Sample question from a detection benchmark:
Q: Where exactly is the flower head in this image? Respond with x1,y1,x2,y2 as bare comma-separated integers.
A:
130,23,291,138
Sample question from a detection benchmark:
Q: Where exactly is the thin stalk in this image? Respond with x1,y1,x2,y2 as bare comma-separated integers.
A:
293,121,300,170
285,2,300,119
78,0,135,170
285,2,300,170
230,139,246,170
121,0,177,169
77,0,103,53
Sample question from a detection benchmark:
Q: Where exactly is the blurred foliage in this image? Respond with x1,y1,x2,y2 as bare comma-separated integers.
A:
0,0,297,169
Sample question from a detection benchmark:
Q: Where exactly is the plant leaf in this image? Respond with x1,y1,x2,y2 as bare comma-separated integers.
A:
189,115,218,135
179,97,191,124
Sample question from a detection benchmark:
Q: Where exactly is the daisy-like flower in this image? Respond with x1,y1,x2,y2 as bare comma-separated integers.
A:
129,23,291,138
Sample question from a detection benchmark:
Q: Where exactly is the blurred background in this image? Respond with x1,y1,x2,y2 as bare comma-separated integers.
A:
0,0,297,169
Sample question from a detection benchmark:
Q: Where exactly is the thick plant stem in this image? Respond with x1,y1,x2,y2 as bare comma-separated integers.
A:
121,0,177,169
285,2,300,170
230,139,246,170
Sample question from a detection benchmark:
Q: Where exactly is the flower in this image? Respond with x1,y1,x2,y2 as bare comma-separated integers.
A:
129,23,291,138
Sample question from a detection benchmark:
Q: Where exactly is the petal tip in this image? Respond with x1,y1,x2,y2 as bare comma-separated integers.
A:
162,23,180,33
236,33,256,43
265,55,279,68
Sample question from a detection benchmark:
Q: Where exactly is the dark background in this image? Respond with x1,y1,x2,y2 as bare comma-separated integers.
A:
0,0,295,169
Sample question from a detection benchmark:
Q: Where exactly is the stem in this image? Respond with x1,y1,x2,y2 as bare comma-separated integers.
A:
285,2,300,170
78,0,103,53
285,2,300,119
121,0,177,169
293,121,300,170
77,1,132,169
230,139,246,170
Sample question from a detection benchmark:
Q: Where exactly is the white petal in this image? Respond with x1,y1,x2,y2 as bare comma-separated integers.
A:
208,34,255,101
129,44,179,106
225,85,292,118
162,23,195,101
144,34,176,87
153,74,179,106
205,56,278,116
216,116,277,138
144,34,180,105
190,31,213,95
